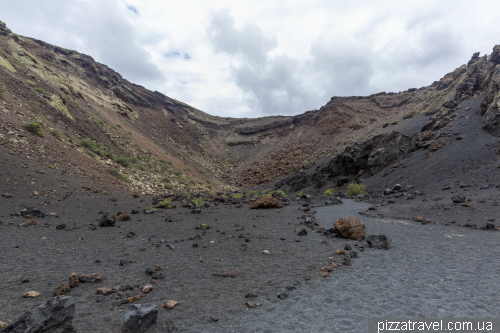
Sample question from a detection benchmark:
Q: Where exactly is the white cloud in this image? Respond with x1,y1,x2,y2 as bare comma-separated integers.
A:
2,0,500,117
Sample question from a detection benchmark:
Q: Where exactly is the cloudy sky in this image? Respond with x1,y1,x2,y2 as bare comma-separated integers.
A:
3,0,500,118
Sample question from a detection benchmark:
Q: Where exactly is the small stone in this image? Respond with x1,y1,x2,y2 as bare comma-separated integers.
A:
192,243,198,248
277,291,288,300
145,268,155,276
321,272,330,278
54,283,71,296
154,265,162,271
127,295,141,303
119,214,131,221
152,272,163,280
0,321,7,328
78,273,103,283
263,250,270,255
245,301,256,308
335,249,346,255
161,300,178,309
245,291,258,298
209,317,219,323
142,284,153,294
344,244,352,251
55,224,66,230
69,273,79,288
96,286,113,295
297,229,307,236
33,191,39,196
23,291,41,298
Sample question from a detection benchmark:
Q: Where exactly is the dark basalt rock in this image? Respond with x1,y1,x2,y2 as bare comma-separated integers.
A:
366,234,391,249
99,212,116,227
123,303,158,333
2,296,76,333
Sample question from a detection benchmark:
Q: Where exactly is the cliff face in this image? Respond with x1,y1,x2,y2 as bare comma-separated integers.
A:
0,20,499,193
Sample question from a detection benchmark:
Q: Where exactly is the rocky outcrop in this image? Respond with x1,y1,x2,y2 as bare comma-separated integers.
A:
250,196,282,209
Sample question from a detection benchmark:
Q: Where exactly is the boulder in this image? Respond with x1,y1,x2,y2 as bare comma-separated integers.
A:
366,234,391,249
250,196,282,209
2,296,75,333
123,303,158,333
99,212,116,227
333,216,366,240
451,194,466,203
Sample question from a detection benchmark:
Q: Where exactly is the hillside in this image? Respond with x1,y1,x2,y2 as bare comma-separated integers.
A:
0,20,499,196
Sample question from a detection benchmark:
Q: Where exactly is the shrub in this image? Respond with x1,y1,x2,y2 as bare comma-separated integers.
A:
324,188,335,197
193,197,205,207
135,163,147,171
25,123,44,136
34,87,46,94
297,191,304,197
107,168,131,182
205,178,211,184
275,190,287,198
116,157,130,167
165,183,174,190
162,177,171,183
0,84,5,101
246,189,260,197
172,170,182,177
157,199,172,209
233,193,243,199
346,183,366,198
198,170,205,175
50,129,64,140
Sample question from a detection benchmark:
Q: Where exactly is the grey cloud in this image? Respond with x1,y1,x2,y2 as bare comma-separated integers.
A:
208,10,321,115
2,0,163,86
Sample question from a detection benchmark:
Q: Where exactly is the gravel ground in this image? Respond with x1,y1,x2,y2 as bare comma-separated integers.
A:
203,199,500,333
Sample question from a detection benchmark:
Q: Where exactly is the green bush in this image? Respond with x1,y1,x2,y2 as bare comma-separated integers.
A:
324,188,335,197
157,199,172,209
346,183,366,198
25,122,44,136
50,129,64,141
165,183,174,190
297,191,304,197
265,191,274,197
275,190,287,198
233,193,243,199
246,189,260,197
116,157,130,167
0,84,5,101
172,170,182,177
35,87,46,94
107,168,131,182
193,197,205,207
80,139,114,160
162,177,171,183
135,163,147,171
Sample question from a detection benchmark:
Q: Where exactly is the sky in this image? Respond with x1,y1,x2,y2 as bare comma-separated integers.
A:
3,0,500,118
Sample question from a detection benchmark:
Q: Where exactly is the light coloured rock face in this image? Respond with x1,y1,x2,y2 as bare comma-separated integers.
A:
333,216,366,240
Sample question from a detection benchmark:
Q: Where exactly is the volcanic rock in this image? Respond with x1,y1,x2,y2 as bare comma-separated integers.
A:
99,212,116,227
333,216,366,240
20,207,45,218
161,300,178,310
1,296,75,333
250,196,282,209
123,303,158,333
54,283,71,296
366,234,391,249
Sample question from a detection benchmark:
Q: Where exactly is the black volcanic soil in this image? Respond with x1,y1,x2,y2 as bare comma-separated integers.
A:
0,149,355,332
1,134,499,332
